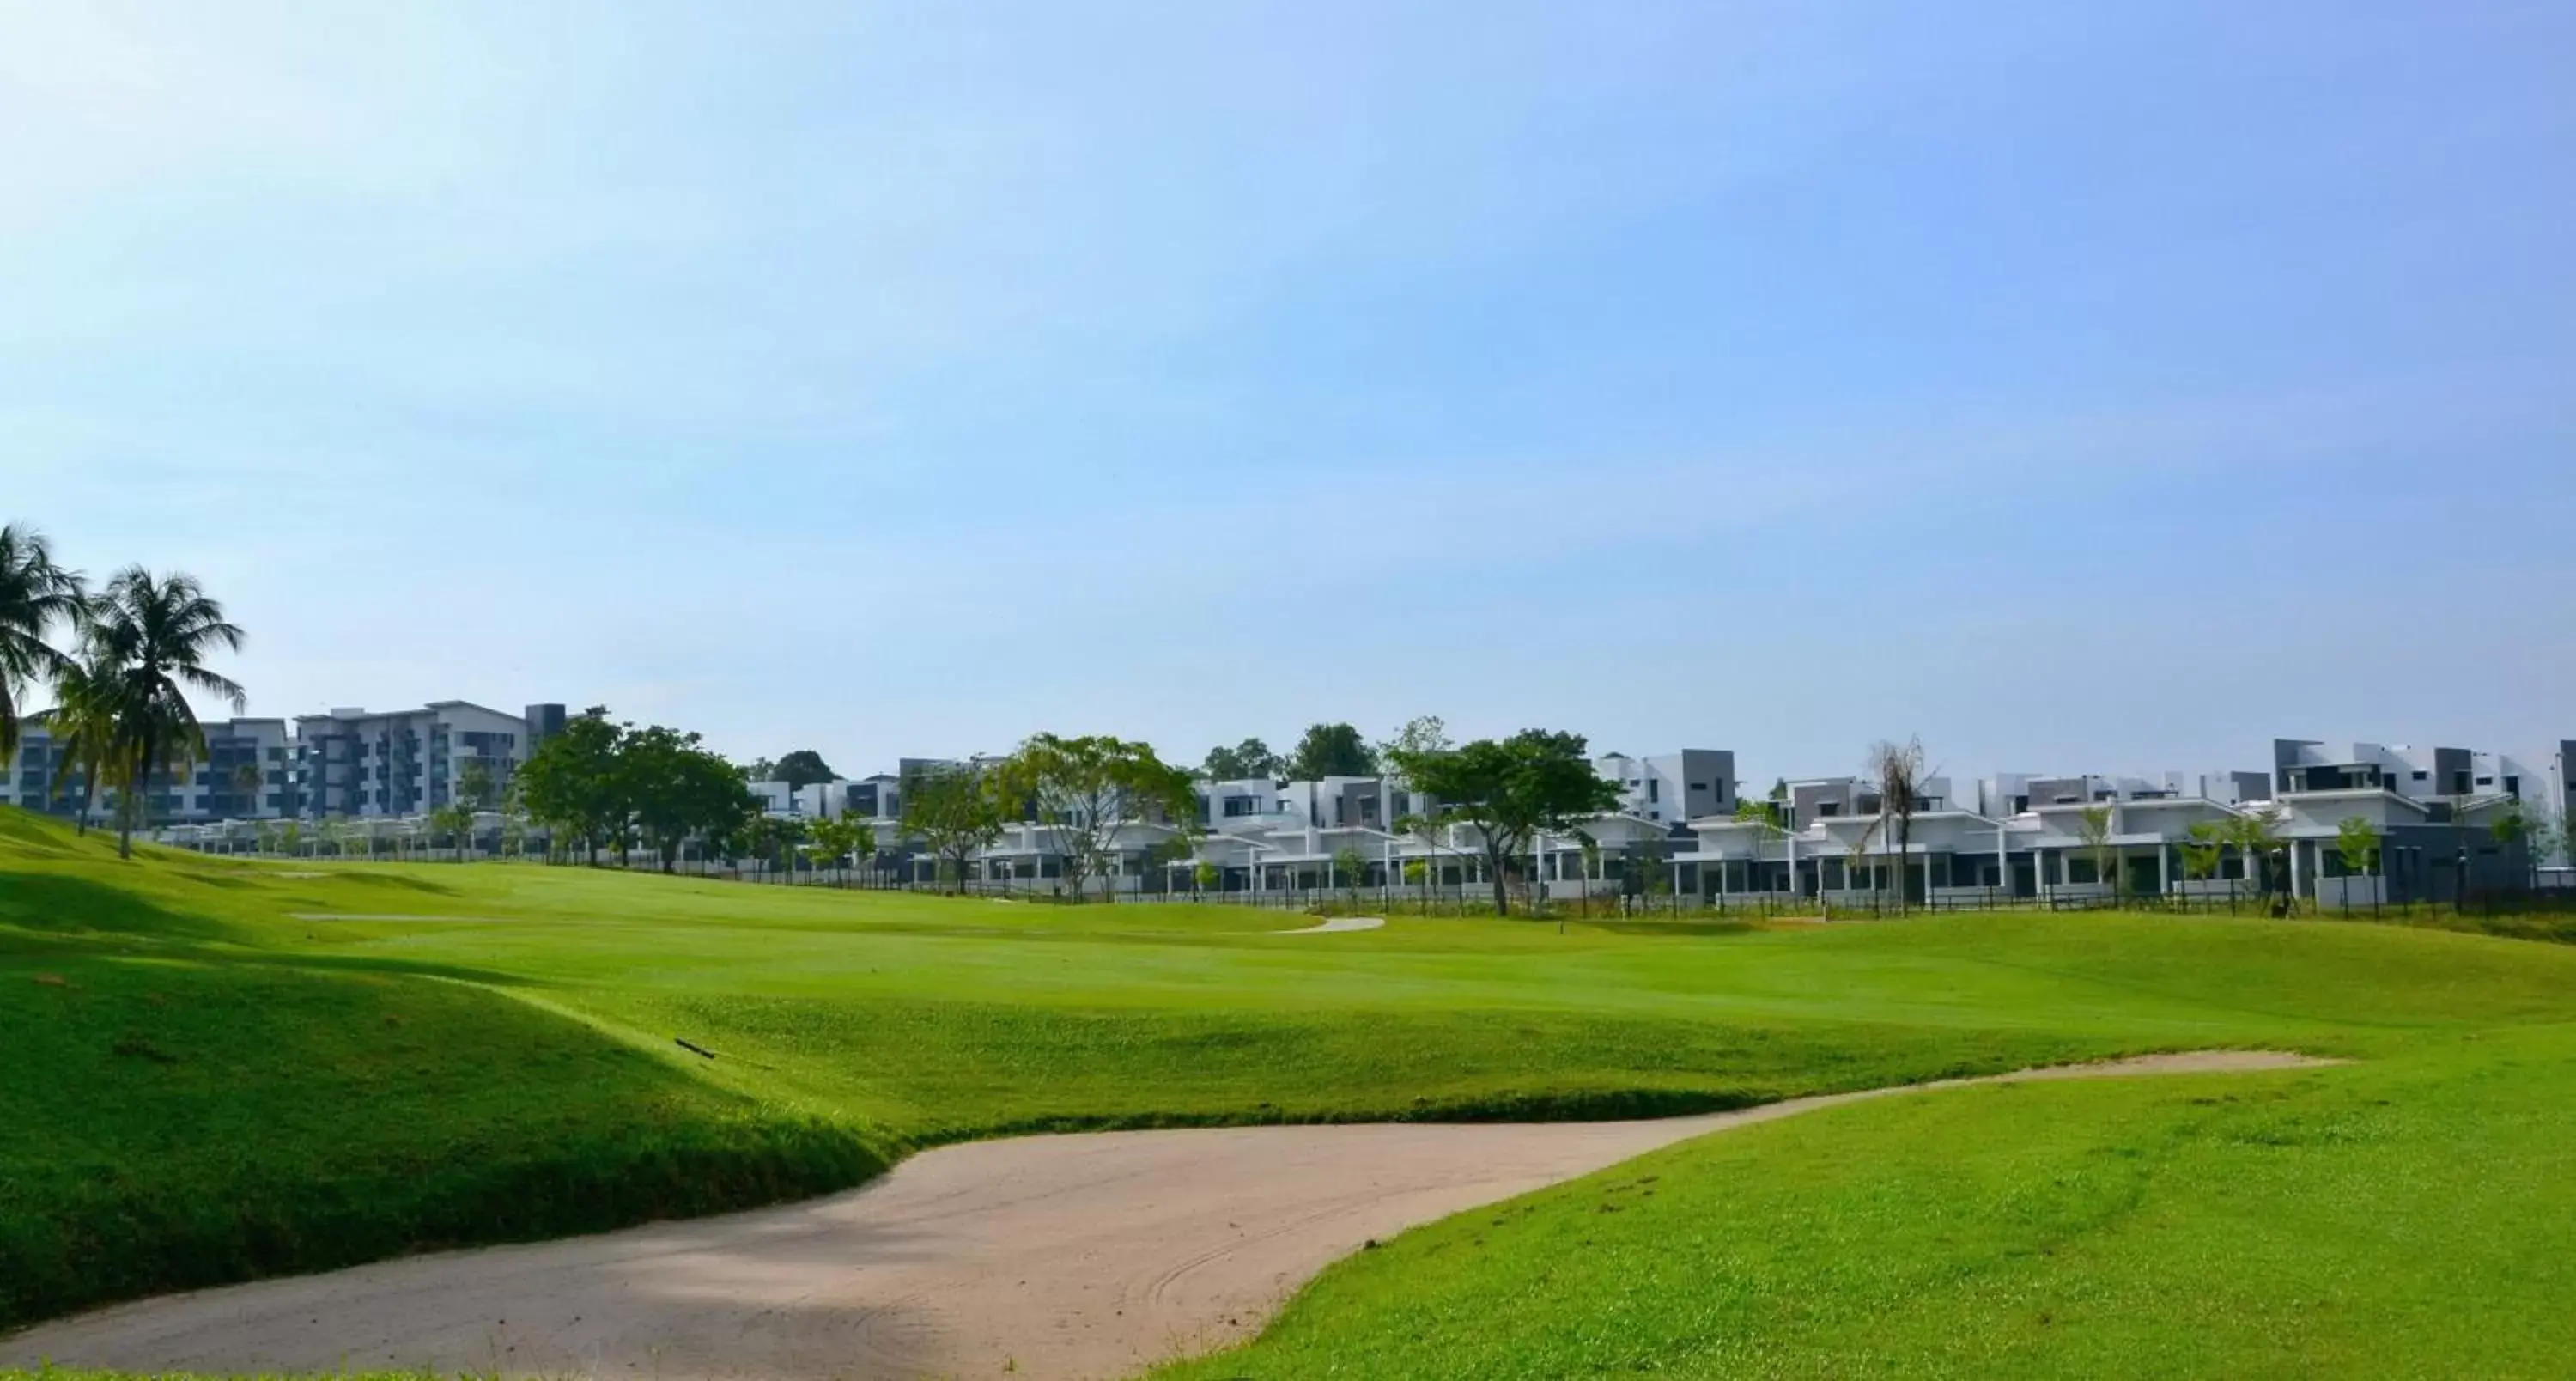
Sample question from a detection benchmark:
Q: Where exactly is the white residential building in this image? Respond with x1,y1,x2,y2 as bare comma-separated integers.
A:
293,702,556,821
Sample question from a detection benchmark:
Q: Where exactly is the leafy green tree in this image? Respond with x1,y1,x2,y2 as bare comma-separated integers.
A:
1333,845,1370,903
2075,805,2116,897
0,522,84,764
805,814,874,884
1193,859,1222,895
2179,821,2226,895
84,568,246,859
277,818,301,858
774,749,838,791
2336,815,2383,910
1288,723,1379,781
743,815,807,879
994,733,1197,902
458,759,498,812
619,724,758,873
1200,738,1280,782
2491,805,2536,890
515,709,628,865
1383,729,1622,916
900,761,1010,894
2228,805,2287,905
430,802,477,861
44,652,124,835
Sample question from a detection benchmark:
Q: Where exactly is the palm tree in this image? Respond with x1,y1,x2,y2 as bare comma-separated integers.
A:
83,568,246,859
0,523,86,763
45,653,126,836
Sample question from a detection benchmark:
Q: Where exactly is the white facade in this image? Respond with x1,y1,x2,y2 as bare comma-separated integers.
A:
294,702,542,821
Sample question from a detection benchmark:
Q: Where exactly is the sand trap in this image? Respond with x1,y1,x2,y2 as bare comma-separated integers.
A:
3,1050,2329,1381
1274,915,1385,935
285,913,503,923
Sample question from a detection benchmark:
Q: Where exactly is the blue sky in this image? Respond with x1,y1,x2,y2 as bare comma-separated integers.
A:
5,1,2572,782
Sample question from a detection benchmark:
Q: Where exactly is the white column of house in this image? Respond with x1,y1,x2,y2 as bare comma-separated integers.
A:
2288,840,2304,899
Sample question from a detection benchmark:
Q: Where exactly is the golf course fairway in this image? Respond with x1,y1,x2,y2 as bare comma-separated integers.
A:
6,806,2574,1377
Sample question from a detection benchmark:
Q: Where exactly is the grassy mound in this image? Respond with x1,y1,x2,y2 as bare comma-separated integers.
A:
0,814,885,1330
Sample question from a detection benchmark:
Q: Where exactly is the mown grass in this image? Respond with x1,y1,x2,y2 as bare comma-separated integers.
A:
9,806,2576,1376
1155,1030,2576,1378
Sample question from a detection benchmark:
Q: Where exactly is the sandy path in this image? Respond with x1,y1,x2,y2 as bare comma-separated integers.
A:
5,1051,2326,1381
1273,915,1385,934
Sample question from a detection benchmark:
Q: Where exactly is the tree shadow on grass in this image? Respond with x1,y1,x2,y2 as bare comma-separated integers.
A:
0,872,245,944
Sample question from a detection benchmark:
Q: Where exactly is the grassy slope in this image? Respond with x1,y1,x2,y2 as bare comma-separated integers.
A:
1156,1033,2576,1379
0,814,881,1329
9,806,2576,1374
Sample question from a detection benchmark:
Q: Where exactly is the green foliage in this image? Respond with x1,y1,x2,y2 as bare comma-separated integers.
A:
804,814,875,877
2179,821,2226,882
2336,815,2383,877
899,762,1009,893
1288,723,1380,782
2075,806,2115,889
428,802,477,860
619,724,757,873
1192,859,1222,893
514,709,628,861
772,749,838,791
0,522,84,763
1386,729,1623,916
80,568,248,858
456,759,497,812
1200,738,1280,782
2227,806,2287,899
994,733,1195,900
742,814,807,873
1333,845,1370,899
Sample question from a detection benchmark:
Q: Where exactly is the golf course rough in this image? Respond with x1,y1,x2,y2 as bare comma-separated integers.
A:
7,805,2576,1376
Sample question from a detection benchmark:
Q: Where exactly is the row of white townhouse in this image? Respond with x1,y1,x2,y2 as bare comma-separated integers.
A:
744,739,2569,906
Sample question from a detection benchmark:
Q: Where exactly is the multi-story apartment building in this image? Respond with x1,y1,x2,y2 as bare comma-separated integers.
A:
3,716,300,823
294,703,558,820
3,699,567,829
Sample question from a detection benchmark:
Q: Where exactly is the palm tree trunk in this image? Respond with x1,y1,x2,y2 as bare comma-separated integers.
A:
118,731,153,860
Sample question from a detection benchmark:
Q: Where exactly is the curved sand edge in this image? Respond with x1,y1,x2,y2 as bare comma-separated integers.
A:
1274,915,1387,934
5,1050,2333,1381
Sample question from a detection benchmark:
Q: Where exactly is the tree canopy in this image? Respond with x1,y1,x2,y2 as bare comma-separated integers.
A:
995,733,1197,901
1287,722,1379,781
83,568,248,858
1200,738,1280,782
517,709,756,870
899,760,1009,893
773,749,839,790
1384,728,1621,916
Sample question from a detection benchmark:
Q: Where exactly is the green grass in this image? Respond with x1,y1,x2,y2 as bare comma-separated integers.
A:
7,805,2576,1376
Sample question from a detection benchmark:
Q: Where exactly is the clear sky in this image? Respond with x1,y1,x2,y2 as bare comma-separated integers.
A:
6,1,2572,784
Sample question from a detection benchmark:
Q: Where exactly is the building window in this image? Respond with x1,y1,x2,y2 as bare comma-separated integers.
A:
1648,780,1660,803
